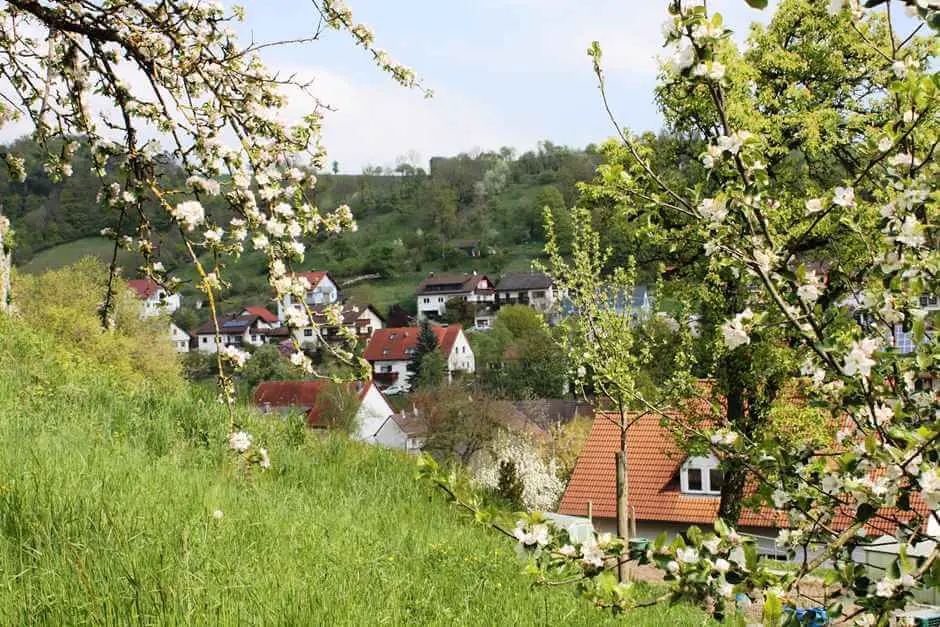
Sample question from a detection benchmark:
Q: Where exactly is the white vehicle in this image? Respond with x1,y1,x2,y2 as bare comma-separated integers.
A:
382,382,410,396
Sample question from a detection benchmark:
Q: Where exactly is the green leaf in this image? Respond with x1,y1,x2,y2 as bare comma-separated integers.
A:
744,0,768,8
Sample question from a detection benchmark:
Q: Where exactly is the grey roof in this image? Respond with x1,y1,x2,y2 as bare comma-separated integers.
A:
496,271,553,292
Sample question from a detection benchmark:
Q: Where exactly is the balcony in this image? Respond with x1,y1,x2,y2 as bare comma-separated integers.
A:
374,371,400,385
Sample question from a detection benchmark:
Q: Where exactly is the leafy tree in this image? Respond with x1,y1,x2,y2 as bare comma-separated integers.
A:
443,297,476,328
496,460,525,509
415,350,446,390
239,345,300,392
407,319,439,388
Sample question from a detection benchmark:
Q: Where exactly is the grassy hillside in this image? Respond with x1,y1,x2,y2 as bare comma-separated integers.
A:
0,313,712,625
20,236,134,275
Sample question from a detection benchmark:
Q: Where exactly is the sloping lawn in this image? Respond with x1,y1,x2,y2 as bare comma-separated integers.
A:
0,315,713,625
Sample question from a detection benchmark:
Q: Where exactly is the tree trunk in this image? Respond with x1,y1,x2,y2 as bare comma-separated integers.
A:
0,213,11,314
615,428,630,582
718,381,747,523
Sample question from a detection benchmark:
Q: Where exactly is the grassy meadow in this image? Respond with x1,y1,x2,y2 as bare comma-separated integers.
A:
0,313,714,625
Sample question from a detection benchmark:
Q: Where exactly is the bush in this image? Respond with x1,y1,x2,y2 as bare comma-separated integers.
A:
12,258,181,388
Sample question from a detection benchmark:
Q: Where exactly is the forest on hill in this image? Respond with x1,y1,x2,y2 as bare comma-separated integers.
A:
3,136,610,315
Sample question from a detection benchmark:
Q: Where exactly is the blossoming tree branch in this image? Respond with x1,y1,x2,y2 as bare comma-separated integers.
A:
423,0,938,623
0,0,422,466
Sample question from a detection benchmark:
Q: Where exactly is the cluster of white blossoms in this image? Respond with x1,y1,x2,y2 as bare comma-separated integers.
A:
720,308,754,350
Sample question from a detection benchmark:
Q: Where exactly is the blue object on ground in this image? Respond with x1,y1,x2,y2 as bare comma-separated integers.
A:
784,606,830,626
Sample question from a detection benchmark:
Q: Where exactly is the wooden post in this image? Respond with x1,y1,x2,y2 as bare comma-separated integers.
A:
587,500,593,522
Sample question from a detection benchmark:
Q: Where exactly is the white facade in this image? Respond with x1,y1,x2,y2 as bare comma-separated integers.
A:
196,327,267,353
354,384,398,444
278,274,340,320
169,322,190,353
417,277,495,320
497,285,556,313
447,329,475,375
140,290,181,318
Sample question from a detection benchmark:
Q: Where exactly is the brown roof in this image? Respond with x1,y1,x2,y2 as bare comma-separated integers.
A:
243,306,279,323
362,325,462,362
558,413,780,527
310,302,383,326
127,278,161,299
416,273,493,295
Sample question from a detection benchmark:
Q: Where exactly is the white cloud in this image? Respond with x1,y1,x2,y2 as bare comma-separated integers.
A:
279,68,530,172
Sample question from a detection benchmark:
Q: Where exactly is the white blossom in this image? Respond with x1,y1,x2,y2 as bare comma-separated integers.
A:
228,430,252,452
832,186,855,208
698,197,728,225
221,345,249,368
804,198,824,214
843,338,878,378
171,200,205,231
895,215,925,248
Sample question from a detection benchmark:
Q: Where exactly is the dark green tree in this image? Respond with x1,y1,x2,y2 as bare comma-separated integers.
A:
407,319,439,387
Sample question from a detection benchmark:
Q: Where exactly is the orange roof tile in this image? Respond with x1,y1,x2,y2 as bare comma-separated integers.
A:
559,412,932,536
127,277,161,299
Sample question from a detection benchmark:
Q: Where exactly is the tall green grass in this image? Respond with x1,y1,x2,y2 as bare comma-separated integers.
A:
0,314,712,625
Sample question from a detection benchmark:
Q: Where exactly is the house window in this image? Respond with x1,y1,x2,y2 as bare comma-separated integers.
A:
405,348,415,355
894,325,914,354
201,337,207,344
532,291,546,298
438,297,444,303
252,335,259,342
423,297,430,304
380,365,392,373
304,329,314,337
920,293,938,308
686,468,703,491
681,456,722,495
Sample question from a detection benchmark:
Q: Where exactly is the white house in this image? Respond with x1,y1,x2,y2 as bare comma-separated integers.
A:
253,380,420,450
127,278,181,318
277,271,340,321
193,312,289,353
495,271,555,314
416,272,496,325
169,322,191,353
293,303,385,349
362,325,475,390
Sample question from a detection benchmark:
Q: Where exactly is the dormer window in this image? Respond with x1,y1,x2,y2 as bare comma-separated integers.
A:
680,455,723,495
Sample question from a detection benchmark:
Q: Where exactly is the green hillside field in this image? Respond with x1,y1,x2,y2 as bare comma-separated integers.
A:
0,312,713,625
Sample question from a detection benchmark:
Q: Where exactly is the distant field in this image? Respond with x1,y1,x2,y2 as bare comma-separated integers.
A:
20,237,131,275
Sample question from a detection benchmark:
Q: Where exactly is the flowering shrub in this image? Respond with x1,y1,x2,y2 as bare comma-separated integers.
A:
469,431,566,512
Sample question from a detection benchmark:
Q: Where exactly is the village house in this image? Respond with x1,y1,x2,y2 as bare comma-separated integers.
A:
292,303,385,349
362,325,474,391
240,306,281,329
495,271,555,313
169,322,191,353
193,311,289,353
253,380,422,451
277,271,341,321
558,413,933,566
416,272,496,328
127,277,181,317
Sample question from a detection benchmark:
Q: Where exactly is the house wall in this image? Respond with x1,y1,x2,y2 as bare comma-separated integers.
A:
354,384,397,444
448,330,475,374
169,323,190,353
278,275,339,320
196,328,260,353
417,291,466,318
589,517,865,566
372,359,410,386
142,291,181,318
358,308,384,337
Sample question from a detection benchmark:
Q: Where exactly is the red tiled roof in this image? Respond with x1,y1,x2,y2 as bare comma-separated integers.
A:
127,278,161,299
362,325,462,362
254,380,375,428
558,413,780,527
295,271,330,287
559,413,932,536
243,306,279,323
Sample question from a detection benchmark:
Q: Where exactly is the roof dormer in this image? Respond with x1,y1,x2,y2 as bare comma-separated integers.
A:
679,455,724,496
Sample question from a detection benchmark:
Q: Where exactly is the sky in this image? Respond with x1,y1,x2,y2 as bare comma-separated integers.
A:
237,0,779,172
